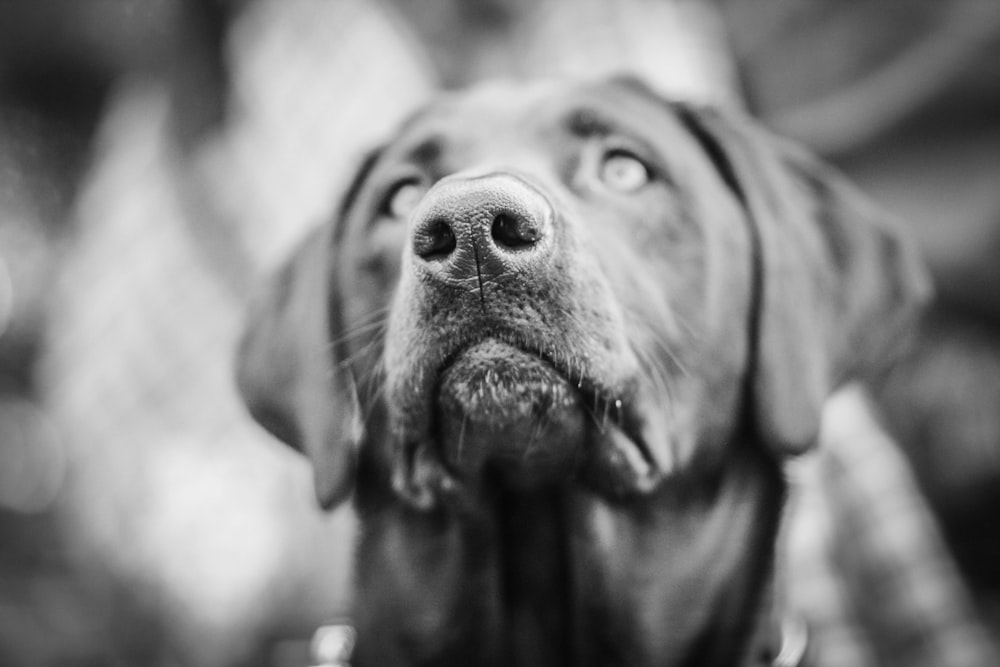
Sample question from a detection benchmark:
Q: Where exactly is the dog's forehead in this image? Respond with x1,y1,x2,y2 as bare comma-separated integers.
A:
404,79,577,133
388,78,679,156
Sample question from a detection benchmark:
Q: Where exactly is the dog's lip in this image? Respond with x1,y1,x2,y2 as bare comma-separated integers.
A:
434,332,621,424
428,333,662,484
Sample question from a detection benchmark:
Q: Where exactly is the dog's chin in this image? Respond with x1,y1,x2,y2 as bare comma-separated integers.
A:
435,339,584,482
433,339,661,495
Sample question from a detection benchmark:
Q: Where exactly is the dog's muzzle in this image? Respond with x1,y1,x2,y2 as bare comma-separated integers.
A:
387,170,661,496
409,172,586,481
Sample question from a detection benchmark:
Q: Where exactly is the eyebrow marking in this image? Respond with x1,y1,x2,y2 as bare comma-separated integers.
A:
406,135,445,167
565,107,617,138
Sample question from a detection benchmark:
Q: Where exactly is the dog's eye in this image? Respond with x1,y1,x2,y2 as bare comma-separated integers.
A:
384,181,426,219
599,150,651,192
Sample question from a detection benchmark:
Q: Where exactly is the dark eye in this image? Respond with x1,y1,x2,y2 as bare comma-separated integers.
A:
599,150,651,192
384,181,426,219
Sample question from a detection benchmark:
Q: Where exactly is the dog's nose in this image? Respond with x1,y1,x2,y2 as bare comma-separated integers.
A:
410,172,554,280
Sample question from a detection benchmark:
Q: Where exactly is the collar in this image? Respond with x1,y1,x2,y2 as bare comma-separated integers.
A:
309,623,356,667
306,616,809,667
770,615,809,667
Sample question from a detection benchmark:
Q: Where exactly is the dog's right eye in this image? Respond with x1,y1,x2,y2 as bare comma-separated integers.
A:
599,150,651,193
383,181,427,220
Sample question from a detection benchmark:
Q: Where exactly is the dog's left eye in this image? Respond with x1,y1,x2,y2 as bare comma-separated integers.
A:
384,181,427,219
599,150,651,192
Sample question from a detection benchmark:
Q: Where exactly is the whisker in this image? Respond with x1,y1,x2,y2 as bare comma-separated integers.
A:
457,413,468,465
324,305,391,346
360,363,388,408
523,415,548,463
327,316,389,350
633,343,677,417
582,400,606,431
337,329,386,370
669,310,701,341
647,335,691,378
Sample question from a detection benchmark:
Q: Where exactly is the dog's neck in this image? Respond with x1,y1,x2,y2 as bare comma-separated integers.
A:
349,431,791,667
549,439,788,667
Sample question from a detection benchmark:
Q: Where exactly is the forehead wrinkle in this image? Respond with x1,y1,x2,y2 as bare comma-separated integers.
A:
398,117,556,174
392,87,653,176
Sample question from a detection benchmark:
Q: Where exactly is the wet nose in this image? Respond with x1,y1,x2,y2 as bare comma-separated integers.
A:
409,172,554,281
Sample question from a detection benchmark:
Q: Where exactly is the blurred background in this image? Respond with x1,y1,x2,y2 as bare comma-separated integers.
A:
0,1,997,665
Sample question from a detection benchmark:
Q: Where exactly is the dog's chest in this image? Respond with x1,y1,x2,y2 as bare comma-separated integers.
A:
494,488,576,666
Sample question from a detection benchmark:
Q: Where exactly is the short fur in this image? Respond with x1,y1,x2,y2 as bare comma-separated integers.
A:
236,78,929,666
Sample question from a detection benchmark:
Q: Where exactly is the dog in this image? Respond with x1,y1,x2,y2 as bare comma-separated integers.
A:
236,77,929,666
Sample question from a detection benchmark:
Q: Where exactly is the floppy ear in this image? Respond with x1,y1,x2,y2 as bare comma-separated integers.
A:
236,225,361,509
677,105,931,456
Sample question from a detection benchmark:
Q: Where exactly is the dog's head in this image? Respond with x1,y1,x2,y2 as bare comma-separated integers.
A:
236,78,929,509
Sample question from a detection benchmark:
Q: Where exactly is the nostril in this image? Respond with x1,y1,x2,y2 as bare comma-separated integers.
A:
491,213,540,250
413,218,457,260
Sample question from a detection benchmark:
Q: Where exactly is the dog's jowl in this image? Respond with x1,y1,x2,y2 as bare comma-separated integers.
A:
237,78,928,667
